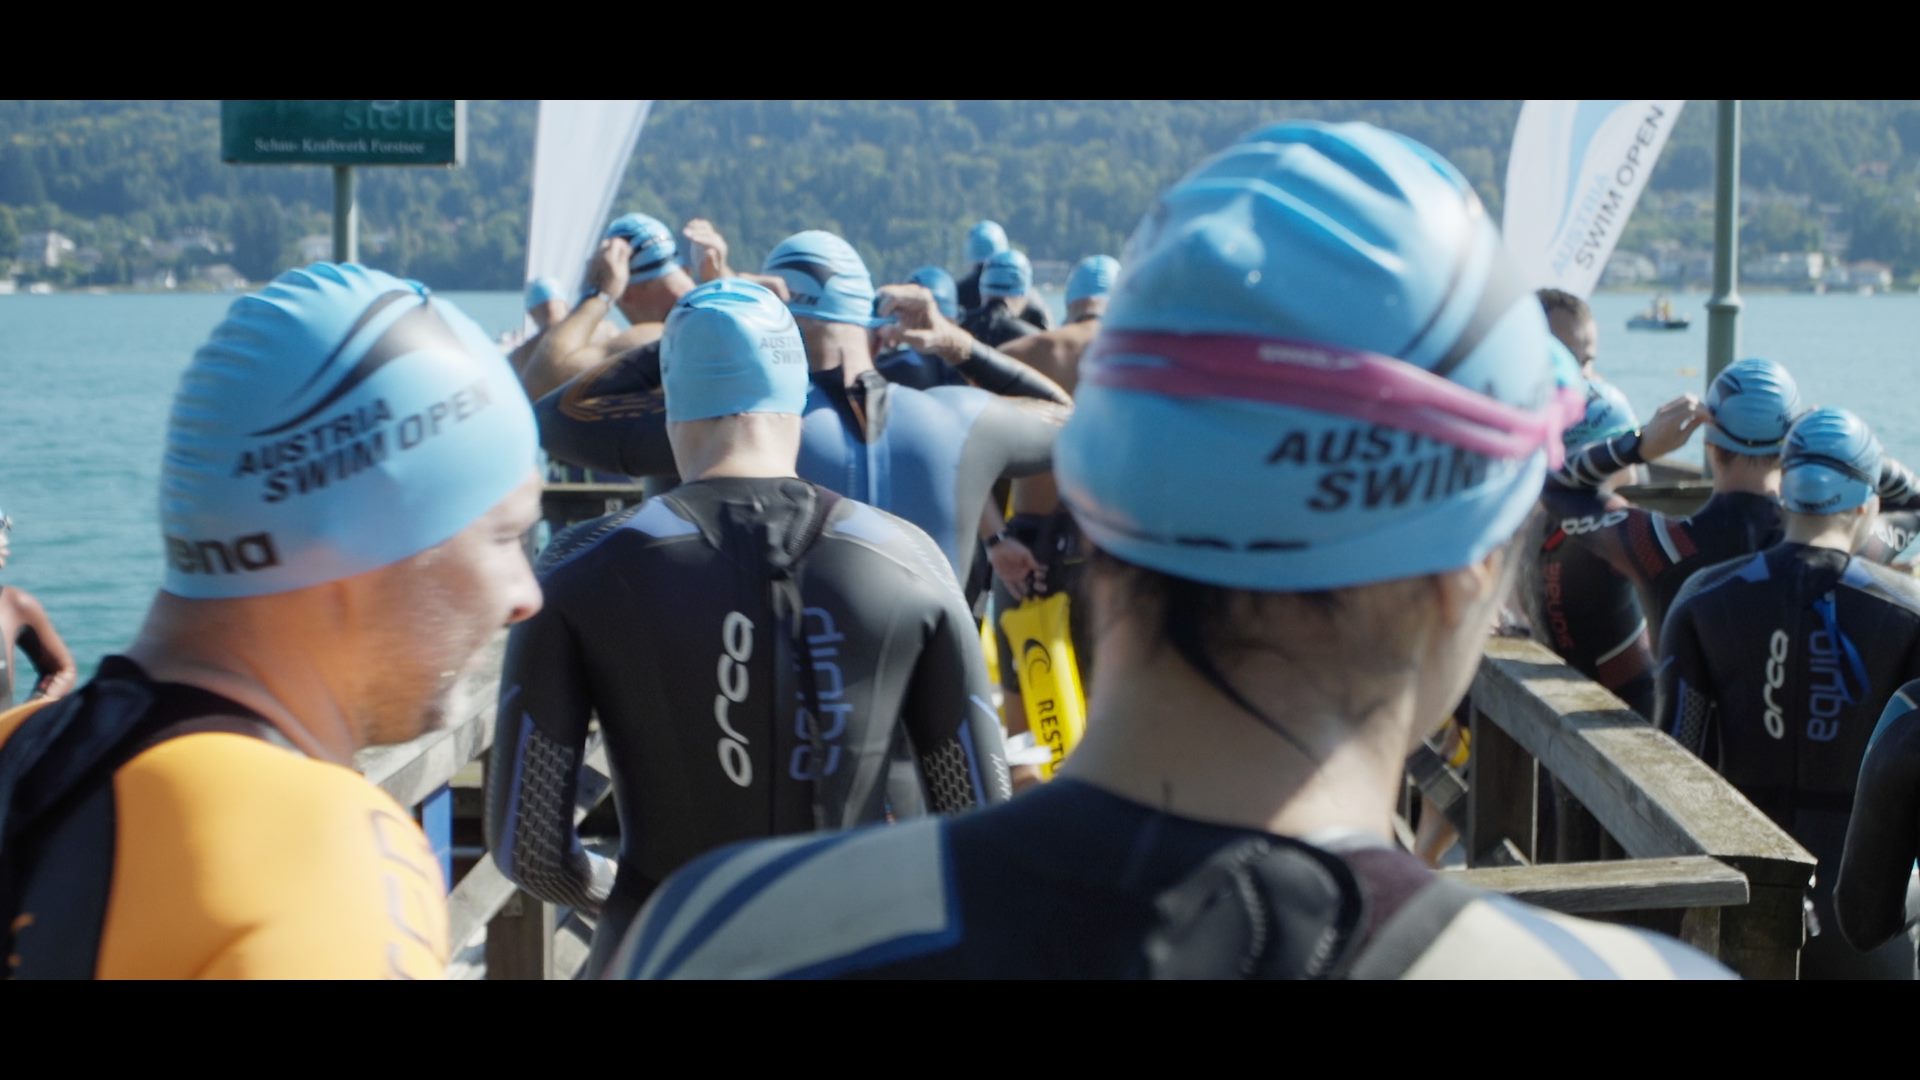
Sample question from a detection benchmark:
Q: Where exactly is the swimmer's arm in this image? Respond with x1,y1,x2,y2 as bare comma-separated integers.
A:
1834,689,1920,951
534,344,677,478
1878,458,1920,512
975,397,1072,481
1653,605,1716,761
11,590,76,701
1556,396,1705,493
948,340,1071,405
1552,431,1645,493
903,593,1014,809
486,603,614,916
195,803,450,979
523,315,662,403
877,284,1069,406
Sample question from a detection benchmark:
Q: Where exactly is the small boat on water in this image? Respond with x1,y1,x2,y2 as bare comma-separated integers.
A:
1628,295,1689,331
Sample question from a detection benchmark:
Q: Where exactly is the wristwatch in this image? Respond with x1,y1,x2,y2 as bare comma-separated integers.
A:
985,529,1010,549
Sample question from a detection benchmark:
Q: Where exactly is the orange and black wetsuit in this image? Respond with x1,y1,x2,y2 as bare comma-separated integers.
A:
2,657,448,979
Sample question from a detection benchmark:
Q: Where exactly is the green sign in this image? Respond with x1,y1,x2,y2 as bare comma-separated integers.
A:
221,100,466,166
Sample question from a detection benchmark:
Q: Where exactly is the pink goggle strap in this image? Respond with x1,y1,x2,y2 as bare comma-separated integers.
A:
1085,331,1567,470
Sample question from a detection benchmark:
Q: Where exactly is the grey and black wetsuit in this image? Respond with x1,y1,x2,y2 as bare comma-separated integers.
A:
1658,543,1920,979
608,779,1730,979
486,477,1013,978
536,341,1069,590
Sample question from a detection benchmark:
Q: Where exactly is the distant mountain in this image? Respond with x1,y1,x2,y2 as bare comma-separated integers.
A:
4,100,1919,289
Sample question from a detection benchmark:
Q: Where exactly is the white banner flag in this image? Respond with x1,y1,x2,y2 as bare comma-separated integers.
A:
524,99,653,305
1501,100,1685,298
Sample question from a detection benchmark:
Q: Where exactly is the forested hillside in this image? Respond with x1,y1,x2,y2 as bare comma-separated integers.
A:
4,100,1919,289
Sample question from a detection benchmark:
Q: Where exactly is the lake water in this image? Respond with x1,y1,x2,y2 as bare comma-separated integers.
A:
1,287,1915,675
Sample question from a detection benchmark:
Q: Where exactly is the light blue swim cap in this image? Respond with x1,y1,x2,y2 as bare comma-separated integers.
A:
1066,255,1120,306
524,277,562,310
1705,358,1802,456
661,279,810,423
907,265,960,319
1782,406,1881,515
161,263,539,599
605,213,679,283
980,250,1033,299
967,220,1009,264
1055,122,1561,592
1564,378,1640,450
762,231,879,328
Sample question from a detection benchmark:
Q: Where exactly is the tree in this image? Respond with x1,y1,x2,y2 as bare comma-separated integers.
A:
0,204,18,262
0,144,46,205
230,194,292,282
1743,201,1821,255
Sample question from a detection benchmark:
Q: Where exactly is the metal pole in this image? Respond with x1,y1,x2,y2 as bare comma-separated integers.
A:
1706,101,1742,395
332,165,359,263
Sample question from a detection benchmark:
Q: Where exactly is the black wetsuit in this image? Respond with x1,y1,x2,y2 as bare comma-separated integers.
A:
961,299,1044,349
1659,543,1920,979
1524,486,1656,716
535,341,1070,592
1835,680,1920,966
1553,433,1784,651
874,346,970,391
610,779,1730,979
487,478,1013,977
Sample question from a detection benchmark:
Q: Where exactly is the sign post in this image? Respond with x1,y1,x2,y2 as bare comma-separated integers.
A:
221,100,466,266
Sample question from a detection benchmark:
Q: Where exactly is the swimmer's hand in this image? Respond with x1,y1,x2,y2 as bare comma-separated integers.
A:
988,533,1046,601
682,218,731,282
586,237,631,302
876,284,973,362
1641,393,1708,460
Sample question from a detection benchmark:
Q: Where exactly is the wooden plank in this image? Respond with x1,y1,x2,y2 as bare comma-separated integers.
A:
1449,856,1748,915
1405,742,1470,834
543,482,648,499
554,911,596,981
1470,637,1814,887
1467,697,1535,866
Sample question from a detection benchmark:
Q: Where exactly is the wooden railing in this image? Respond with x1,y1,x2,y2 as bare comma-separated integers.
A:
1416,636,1817,979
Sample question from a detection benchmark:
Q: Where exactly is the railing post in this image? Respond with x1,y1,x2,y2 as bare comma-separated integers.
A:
1711,859,1808,980
486,891,556,980
1467,697,1536,866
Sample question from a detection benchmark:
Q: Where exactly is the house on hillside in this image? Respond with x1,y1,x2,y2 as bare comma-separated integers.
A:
1601,251,1659,287
18,230,76,269
297,234,333,264
1743,251,1825,287
194,263,249,291
1823,261,1894,292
